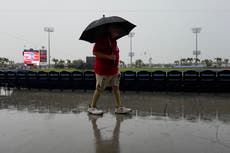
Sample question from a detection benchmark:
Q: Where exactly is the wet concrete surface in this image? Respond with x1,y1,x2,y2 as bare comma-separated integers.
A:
1,88,230,153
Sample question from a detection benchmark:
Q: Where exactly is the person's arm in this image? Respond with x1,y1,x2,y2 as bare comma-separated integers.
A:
93,51,115,61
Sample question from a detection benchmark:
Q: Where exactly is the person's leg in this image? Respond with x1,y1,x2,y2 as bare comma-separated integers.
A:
111,73,132,114
88,87,104,115
89,74,107,108
113,85,132,114
110,73,122,108
112,86,122,108
90,88,102,108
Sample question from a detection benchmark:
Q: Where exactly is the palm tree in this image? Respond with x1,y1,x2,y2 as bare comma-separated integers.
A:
186,58,193,65
52,58,59,65
0,57,3,67
9,60,15,68
58,59,65,65
0,57,9,67
180,58,186,65
194,58,200,65
202,59,213,67
135,59,144,68
224,58,229,67
66,59,71,64
174,60,180,66
66,59,71,68
119,60,126,68
214,57,222,67
55,59,65,68
4,57,9,65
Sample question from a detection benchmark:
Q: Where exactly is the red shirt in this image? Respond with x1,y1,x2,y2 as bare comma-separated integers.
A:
93,36,119,76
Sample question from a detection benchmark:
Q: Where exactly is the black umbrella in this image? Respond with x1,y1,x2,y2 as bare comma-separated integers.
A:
79,15,136,43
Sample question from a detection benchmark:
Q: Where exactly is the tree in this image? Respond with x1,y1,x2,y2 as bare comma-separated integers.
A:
135,59,144,68
224,58,229,67
0,57,4,65
119,60,126,68
180,58,186,65
4,57,9,64
9,60,14,65
186,58,193,65
174,60,180,66
194,58,200,65
58,59,65,65
66,59,72,68
52,58,59,66
214,57,222,67
66,59,71,63
0,57,10,67
56,59,65,68
202,59,213,67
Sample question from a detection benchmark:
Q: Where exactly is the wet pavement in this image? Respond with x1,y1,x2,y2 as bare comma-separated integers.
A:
1,88,230,153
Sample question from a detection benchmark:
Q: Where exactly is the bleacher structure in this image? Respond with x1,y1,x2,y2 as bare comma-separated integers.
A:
1,69,230,92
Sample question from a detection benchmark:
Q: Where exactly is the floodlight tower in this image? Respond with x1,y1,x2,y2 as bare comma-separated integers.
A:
191,27,202,65
44,27,54,68
128,32,135,67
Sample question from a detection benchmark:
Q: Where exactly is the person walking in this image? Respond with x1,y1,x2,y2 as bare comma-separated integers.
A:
88,25,132,115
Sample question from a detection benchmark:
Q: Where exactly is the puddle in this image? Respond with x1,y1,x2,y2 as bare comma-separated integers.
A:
0,90,230,153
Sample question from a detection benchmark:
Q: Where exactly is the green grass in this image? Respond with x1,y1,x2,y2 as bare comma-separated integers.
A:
120,67,216,72
32,68,80,72
30,67,221,72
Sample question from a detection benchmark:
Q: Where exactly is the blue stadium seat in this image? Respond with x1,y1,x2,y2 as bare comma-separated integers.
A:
136,70,152,92
16,70,29,89
37,71,49,89
166,70,183,92
0,70,7,87
216,70,230,92
83,71,95,91
48,71,60,90
60,71,72,90
152,70,166,92
199,70,217,92
27,71,38,89
120,71,136,92
6,70,17,88
183,70,199,92
72,71,84,90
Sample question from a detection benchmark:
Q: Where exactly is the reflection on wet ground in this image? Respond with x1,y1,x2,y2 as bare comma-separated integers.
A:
0,88,230,153
0,87,13,96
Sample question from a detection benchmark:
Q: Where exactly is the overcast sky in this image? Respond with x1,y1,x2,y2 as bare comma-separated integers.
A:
0,0,230,64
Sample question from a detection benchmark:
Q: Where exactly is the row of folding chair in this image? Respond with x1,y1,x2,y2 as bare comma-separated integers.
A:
1,70,230,92
0,70,95,91
121,70,230,92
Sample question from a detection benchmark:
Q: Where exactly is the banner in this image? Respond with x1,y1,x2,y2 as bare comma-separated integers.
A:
23,51,40,65
40,50,47,62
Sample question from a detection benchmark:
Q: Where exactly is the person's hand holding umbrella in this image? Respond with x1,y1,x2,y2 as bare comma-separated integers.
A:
93,51,116,61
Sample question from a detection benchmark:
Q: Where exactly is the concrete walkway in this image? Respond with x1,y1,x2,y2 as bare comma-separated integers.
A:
1,89,230,153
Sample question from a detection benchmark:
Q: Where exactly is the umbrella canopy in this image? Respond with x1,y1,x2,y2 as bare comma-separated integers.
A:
79,15,136,43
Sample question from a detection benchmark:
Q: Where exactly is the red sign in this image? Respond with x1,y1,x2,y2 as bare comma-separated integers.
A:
40,50,47,62
24,51,40,65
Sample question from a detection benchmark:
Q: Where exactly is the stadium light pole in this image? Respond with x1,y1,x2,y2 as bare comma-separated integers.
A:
44,27,54,68
128,32,135,67
191,27,202,65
